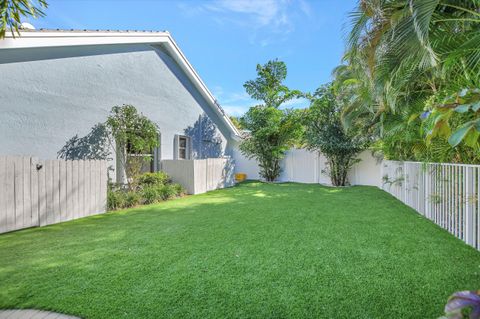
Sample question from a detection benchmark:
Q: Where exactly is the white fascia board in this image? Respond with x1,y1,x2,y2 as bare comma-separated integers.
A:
0,31,171,49
0,30,242,140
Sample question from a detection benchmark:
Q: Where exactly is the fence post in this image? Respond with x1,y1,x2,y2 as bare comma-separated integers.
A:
402,162,407,204
425,163,430,220
465,166,475,246
30,157,39,227
419,163,425,216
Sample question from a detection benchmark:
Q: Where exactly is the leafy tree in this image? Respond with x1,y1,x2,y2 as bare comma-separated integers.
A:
229,116,243,130
0,0,48,38
304,84,365,186
341,0,480,163
240,107,304,182
105,104,159,186
240,59,304,182
244,59,302,108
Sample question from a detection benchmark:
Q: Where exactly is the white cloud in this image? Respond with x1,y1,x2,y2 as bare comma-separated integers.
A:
208,0,293,33
298,0,312,18
211,85,224,98
222,104,251,117
213,87,254,116
179,0,310,46
204,0,290,30
222,92,251,104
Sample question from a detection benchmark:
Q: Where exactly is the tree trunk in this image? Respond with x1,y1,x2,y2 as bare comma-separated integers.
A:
261,157,280,182
329,157,348,187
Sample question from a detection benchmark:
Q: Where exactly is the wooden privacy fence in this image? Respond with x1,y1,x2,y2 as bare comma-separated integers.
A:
382,160,480,250
162,157,235,194
0,156,108,234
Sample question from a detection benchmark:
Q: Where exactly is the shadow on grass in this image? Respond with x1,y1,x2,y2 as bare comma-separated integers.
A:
0,182,479,319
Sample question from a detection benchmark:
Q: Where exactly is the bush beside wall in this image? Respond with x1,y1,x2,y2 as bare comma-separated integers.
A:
107,172,186,211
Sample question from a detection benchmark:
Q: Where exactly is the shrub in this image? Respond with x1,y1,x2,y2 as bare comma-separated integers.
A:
124,191,141,208
137,172,170,187
141,186,161,204
172,183,186,196
107,172,185,211
158,185,177,200
107,189,126,211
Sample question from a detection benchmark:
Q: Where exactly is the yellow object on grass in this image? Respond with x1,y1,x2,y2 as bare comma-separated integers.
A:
235,173,247,182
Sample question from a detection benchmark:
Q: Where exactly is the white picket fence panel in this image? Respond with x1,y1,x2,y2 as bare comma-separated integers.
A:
0,156,108,234
382,160,480,250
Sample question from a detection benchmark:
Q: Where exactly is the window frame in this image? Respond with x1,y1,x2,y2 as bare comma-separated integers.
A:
178,135,189,160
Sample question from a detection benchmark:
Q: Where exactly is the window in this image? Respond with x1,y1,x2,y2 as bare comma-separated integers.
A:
178,136,188,159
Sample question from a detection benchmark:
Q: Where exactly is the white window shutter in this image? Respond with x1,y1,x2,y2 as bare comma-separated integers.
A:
173,134,179,160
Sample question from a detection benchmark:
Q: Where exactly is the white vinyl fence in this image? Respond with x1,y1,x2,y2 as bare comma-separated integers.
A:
162,157,235,194
382,160,480,250
233,148,383,187
0,156,108,234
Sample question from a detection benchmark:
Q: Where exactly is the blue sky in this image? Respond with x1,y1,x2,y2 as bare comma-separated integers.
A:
32,0,357,117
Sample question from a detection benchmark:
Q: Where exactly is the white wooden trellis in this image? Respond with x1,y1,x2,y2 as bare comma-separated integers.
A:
383,160,480,250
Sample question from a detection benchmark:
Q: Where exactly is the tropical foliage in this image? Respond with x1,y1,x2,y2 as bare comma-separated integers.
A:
304,84,366,186
229,116,243,130
0,0,48,38
239,60,304,182
339,0,480,163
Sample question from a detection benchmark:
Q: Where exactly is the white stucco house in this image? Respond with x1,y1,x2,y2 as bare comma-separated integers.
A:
0,29,243,189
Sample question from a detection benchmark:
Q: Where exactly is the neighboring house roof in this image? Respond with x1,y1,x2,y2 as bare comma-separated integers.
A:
0,29,241,140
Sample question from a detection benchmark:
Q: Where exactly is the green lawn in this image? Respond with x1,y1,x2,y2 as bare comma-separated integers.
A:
0,182,479,318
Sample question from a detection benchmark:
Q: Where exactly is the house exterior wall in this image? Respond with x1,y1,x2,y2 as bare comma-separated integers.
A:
0,43,233,179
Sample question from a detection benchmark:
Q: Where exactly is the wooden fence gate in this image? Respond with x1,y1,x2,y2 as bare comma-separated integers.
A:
0,156,108,234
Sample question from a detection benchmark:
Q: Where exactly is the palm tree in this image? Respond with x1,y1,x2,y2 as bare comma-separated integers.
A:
0,0,48,38
342,0,480,161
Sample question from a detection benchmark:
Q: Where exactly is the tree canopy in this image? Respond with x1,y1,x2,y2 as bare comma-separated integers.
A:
243,59,303,109
240,60,304,182
338,0,480,163
304,84,366,186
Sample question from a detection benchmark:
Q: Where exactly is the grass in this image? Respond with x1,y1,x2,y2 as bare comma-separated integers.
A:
0,182,479,319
